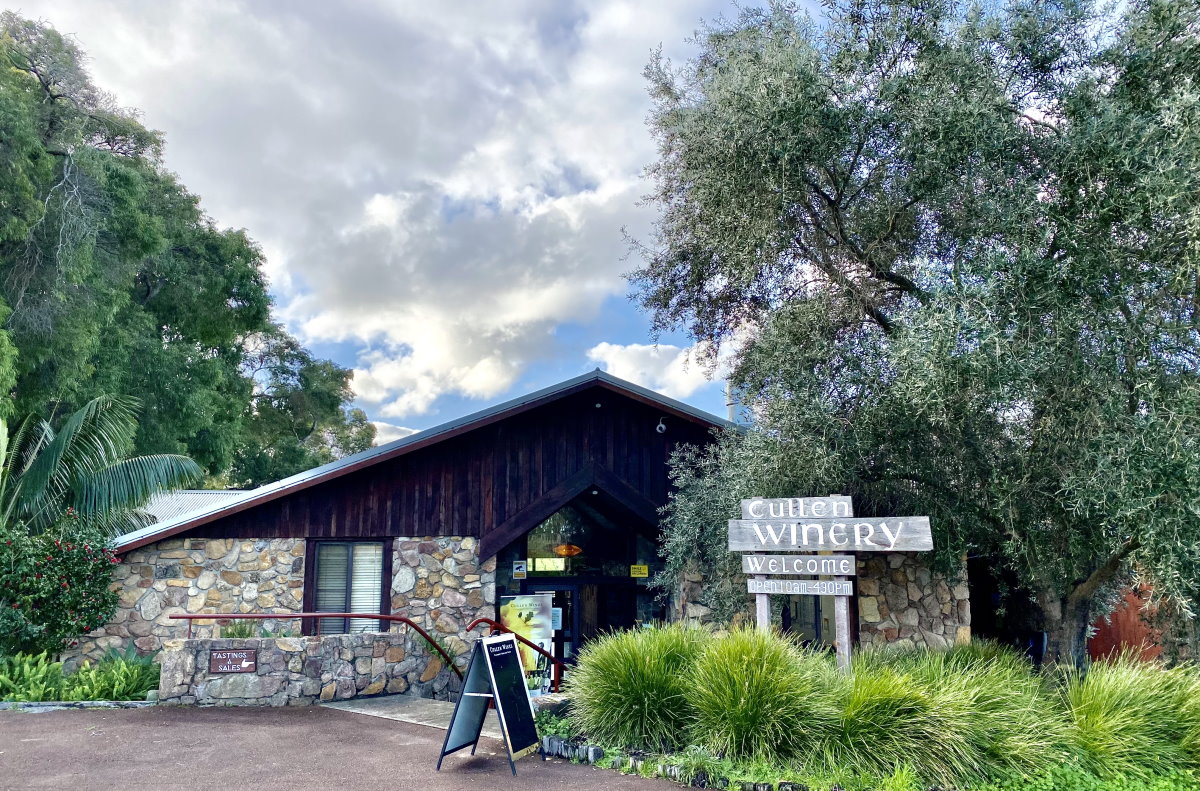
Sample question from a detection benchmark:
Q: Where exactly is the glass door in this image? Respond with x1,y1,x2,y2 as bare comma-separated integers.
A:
524,582,578,661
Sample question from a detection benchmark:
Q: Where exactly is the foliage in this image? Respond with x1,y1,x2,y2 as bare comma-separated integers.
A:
689,627,836,761
0,396,201,536
569,630,1200,787
0,13,372,486
535,710,578,741
0,649,159,702
971,766,1200,791
219,620,259,639
565,622,710,751
634,0,1200,664
0,518,120,655
1063,652,1200,780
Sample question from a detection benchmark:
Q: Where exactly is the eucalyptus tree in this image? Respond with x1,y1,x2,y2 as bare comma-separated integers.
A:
633,0,1200,665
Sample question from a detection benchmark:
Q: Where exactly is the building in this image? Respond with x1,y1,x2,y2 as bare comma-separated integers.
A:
71,371,972,694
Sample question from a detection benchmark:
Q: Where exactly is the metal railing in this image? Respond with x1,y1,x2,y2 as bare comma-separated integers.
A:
466,616,568,693
168,612,463,679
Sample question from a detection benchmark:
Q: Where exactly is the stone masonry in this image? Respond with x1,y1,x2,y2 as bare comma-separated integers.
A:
65,537,305,671
856,553,971,650
158,632,425,706
388,536,496,698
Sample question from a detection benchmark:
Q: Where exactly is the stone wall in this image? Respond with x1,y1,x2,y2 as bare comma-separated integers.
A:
856,553,971,650
157,632,446,706
388,536,496,698
677,552,971,650
66,537,304,670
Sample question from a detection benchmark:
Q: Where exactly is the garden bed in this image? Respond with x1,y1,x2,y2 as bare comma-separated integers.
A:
544,624,1200,791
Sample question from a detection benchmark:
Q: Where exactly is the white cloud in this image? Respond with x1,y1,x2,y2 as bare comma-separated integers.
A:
371,422,420,445
22,0,746,418
587,341,729,399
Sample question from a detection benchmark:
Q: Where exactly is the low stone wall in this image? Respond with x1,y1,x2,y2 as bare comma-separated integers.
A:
857,553,971,650
158,631,461,706
65,537,304,670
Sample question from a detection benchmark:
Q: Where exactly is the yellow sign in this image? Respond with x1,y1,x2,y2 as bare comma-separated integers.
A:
630,564,649,578
533,557,565,572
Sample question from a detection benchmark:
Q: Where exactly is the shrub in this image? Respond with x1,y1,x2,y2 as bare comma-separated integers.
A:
566,622,709,751
1064,652,1200,779
0,649,159,702
688,627,838,761
0,519,120,655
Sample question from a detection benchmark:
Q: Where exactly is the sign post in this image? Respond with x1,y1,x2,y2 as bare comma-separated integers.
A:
728,495,932,673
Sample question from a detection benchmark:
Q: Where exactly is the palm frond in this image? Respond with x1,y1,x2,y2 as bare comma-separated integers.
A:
16,396,142,530
73,454,203,520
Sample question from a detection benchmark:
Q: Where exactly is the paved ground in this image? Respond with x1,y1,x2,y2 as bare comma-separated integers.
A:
322,695,504,739
0,706,672,791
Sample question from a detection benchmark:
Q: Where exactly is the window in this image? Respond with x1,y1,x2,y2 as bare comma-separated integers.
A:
313,541,385,634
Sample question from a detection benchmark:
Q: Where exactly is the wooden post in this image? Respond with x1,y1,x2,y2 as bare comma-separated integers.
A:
754,575,770,631
833,575,851,673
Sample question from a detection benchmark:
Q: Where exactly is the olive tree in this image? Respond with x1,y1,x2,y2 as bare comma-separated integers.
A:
632,0,1200,665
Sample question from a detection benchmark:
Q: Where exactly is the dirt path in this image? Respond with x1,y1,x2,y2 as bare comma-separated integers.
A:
0,706,670,791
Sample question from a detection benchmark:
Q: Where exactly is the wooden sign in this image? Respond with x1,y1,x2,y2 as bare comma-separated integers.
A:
437,634,540,776
741,496,854,520
727,516,932,552
747,578,852,596
209,649,256,673
742,554,856,576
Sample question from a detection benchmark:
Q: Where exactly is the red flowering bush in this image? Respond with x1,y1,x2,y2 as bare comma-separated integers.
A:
0,514,120,655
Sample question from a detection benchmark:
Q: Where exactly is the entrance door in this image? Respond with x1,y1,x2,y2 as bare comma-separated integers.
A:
524,582,578,661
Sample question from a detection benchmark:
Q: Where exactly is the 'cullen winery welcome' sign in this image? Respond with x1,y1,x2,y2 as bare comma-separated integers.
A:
728,495,933,674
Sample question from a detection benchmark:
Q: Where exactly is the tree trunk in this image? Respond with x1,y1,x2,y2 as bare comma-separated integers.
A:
1040,591,1093,668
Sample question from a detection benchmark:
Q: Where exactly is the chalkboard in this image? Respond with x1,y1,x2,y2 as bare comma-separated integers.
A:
483,634,539,765
436,634,541,775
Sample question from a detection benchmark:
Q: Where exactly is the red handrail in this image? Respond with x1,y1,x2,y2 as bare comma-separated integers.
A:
168,612,463,679
466,616,568,693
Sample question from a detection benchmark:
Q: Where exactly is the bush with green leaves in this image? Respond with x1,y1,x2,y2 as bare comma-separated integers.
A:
689,627,837,761
1064,652,1200,780
566,622,710,751
0,648,159,702
0,519,120,655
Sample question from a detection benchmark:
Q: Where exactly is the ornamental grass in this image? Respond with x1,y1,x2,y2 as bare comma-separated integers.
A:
688,627,838,761
1064,651,1200,780
567,628,1200,788
565,621,710,751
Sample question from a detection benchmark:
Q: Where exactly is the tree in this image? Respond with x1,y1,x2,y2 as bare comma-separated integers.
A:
0,395,201,653
0,14,370,484
229,326,375,488
631,0,1200,665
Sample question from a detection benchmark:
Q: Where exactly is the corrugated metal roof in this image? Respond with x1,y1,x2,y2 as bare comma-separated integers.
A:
141,490,245,524
113,369,732,551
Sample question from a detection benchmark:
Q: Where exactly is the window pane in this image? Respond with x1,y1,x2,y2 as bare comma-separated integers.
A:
349,543,384,633
315,543,350,634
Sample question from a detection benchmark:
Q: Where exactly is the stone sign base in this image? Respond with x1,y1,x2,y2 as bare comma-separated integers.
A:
158,632,462,707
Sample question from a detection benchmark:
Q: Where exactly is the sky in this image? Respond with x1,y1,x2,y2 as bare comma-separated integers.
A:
16,0,764,442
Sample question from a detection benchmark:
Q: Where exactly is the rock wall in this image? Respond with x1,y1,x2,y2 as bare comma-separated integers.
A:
388,536,496,698
65,537,305,670
157,632,446,706
856,553,971,650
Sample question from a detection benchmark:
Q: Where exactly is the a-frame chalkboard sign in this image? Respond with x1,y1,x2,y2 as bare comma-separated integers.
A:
436,633,541,776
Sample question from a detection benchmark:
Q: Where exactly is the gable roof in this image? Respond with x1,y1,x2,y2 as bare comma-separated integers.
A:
114,370,732,552
141,490,244,523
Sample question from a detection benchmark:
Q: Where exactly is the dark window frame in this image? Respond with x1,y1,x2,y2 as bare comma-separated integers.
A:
302,538,393,635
